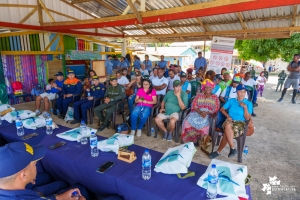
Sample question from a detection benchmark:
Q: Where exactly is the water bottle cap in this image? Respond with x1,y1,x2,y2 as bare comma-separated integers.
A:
245,146,248,147
145,149,149,153
72,191,78,196
211,164,216,168
91,132,95,135
81,120,85,123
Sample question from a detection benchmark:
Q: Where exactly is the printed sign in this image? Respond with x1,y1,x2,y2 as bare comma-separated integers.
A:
208,36,236,74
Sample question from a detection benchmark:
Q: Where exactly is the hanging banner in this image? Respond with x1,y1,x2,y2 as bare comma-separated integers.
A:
208,36,236,74
65,50,102,60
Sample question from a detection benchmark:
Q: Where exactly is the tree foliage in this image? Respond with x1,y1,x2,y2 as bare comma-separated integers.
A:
234,33,300,62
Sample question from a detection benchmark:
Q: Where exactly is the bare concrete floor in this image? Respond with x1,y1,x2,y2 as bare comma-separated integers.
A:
13,75,300,200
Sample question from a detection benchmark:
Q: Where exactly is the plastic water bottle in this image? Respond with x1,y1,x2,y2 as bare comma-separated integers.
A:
151,127,155,137
142,149,151,180
71,191,80,198
90,132,99,157
206,164,218,199
80,120,88,145
243,146,249,160
56,109,60,116
117,126,121,133
50,108,53,114
15,116,24,136
87,92,91,97
45,114,53,135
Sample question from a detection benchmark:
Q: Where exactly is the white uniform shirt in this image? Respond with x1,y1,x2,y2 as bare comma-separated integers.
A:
152,76,169,95
242,78,257,87
167,75,180,90
117,76,129,85
140,69,149,76
220,86,248,99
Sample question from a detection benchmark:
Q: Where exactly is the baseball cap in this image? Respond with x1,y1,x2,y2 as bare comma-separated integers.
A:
173,80,181,87
180,72,187,77
36,84,42,89
68,70,75,75
0,142,46,178
54,72,64,76
92,76,99,80
233,76,242,83
223,71,230,75
215,74,223,80
135,71,142,76
236,84,247,91
110,76,117,81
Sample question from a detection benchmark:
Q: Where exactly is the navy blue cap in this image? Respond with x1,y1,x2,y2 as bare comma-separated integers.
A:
54,72,64,76
68,70,75,75
236,84,247,91
36,84,42,88
214,74,223,81
0,142,46,178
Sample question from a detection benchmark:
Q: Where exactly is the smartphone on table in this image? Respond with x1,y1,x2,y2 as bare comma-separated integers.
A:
48,141,66,150
96,161,115,174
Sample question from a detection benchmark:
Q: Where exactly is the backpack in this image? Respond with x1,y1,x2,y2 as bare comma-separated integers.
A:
11,81,23,94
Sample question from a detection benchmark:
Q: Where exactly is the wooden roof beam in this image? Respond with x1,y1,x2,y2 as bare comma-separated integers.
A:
60,0,96,18
71,0,93,3
122,0,137,15
37,0,43,25
195,17,208,32
180,36,185,42
19,7,38,24
95,0,121,15
126,0,142,23
38,0,55,22
290,5,298,35
237,12,247,30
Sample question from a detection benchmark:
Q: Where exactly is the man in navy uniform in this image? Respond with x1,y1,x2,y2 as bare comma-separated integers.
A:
0,142,87,199
71,76,106,124
57,70,82,119
94,76,126,131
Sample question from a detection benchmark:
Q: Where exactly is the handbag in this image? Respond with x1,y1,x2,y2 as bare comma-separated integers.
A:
64,106,74,122
125,88,134,96
115,122,131,134
246,118,254,136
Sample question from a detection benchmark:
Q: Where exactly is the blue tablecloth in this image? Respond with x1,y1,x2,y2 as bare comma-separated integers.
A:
0,124,252,200
0,122,70,146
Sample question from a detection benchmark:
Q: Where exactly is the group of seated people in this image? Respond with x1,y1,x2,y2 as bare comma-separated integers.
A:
33,65,256,160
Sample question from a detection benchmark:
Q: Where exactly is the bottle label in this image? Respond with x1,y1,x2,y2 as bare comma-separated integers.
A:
46,120,52,126
207,175,218,184
243,150,248,154
90,139,97,147
143,160,151,167
16,121,23,127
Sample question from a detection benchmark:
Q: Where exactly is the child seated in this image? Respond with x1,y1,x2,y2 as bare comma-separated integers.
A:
31,84,44,97
46,78,54,92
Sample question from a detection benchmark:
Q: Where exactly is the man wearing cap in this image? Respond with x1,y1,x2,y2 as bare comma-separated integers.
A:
57,70,82,119
0,142,87,199
212,74,222,97
210,84,252,159
167,69,180,91
219,71,232,93
155,80,188,141
152,68,169,96
94,76,126,131
157,55,167,70
180,72,191,100
71,76,106,124
118,57,128,70
194,52,207,73
105,55,113,82
220,76,247,104
34,72,64,117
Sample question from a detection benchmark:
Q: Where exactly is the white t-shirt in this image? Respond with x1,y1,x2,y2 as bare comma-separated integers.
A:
152,76,169,95
117,76,129,85
214,88,221,97
140,69,149,76
167,75,180,90
220,87,248,99
256,76,266,86
242,78,257,87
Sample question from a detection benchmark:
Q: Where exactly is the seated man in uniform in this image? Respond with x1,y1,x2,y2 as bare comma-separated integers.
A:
94,76,126,131
0,142,87,200
34,72,64,117
57,70,82,119
71,76,106,124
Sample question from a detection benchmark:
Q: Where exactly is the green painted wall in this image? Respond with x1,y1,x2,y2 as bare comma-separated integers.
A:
0,53,8,104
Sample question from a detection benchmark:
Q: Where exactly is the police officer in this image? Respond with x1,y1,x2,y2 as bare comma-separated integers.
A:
57,70,82,119
94,76,125,131
0,142,87,199
71,76,106,124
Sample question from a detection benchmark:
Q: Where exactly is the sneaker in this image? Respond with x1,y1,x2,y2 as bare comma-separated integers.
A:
251,113,257,117
136,130,142,137
253,103,258,107
163,132,168,140
130,130,135,136
209,151,220,159
228,148,238,158
291,100,296,104
35,110,41,116
167,133,173,141
277,98,283,102
42,111,49,118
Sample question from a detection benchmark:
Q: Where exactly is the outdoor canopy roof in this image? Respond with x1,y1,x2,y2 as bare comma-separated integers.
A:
0,0,300,44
